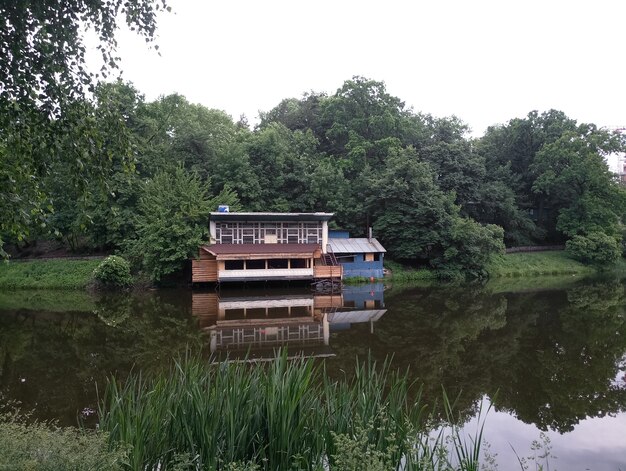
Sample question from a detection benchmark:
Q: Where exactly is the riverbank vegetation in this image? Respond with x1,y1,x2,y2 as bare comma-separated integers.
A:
486,251,595,277
2,3,626,282
0,259,102,289
98,354,484,470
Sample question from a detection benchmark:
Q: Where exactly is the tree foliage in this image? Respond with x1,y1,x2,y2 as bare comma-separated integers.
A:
125,167,240,281
3,71,625,277
565,232,621,267
0,0,169,254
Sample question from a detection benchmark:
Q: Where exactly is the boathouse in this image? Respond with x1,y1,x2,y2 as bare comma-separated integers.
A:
328,230,386,279
192,211,343,283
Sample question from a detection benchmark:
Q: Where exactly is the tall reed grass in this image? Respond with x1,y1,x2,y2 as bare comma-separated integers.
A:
99,352,487,470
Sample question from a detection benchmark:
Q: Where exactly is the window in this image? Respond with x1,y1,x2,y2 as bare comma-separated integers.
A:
246,259,265,270
225,260,244,270
290,259,307,268
268,259,288,269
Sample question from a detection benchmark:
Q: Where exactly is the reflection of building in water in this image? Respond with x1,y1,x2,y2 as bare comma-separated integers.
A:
192,284,386,359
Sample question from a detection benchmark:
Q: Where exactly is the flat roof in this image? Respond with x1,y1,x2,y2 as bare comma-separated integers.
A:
329,238,386,254
210,212,334,222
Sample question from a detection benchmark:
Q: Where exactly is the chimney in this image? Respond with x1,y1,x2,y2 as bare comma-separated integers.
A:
368,227,373,242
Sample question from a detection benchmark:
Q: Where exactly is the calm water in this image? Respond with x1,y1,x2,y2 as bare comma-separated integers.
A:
1,276,625,470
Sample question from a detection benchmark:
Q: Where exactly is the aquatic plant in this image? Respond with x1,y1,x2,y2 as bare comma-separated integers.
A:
99,352,487,470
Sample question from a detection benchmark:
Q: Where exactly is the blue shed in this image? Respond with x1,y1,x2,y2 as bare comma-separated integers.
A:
328,237,386,278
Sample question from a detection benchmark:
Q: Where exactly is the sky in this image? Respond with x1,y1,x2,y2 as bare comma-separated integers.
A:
97,0,626,138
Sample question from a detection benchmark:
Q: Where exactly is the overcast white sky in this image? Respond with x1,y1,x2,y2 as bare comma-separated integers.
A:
103,0,625,137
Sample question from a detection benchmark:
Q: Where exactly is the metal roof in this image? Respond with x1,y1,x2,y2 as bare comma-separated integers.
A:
210,212,334,222
328,238,386,254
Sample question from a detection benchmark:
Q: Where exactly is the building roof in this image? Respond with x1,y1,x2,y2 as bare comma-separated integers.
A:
201,243,320,259
328,238,386,254
210,212,334,222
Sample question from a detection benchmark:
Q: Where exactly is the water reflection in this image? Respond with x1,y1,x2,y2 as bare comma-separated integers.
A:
0,277,625,454
191,283,387,360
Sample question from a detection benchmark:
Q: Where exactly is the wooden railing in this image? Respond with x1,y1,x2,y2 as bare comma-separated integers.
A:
192,259,218,282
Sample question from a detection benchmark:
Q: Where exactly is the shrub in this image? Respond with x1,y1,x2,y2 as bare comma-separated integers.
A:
0,415,127,470
565,232,621,267
92,255,133,287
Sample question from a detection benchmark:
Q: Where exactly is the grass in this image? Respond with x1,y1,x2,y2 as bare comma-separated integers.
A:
486,251,595,278
99,353,486,470
384,259,439,282
0,258,102,289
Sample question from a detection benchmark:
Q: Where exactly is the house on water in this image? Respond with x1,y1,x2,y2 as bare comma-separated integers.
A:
191,209,387,283
328,230,386,279
191,210,342,283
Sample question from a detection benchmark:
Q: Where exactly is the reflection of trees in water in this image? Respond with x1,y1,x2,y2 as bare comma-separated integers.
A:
326,284,511,421
328,280,626,432
496,281,626,432
0,291,203,426
2,281,626,432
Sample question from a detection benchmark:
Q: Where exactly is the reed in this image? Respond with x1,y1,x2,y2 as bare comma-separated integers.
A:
99,352,487,470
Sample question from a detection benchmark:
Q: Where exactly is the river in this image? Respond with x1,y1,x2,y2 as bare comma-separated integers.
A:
1,276,625,470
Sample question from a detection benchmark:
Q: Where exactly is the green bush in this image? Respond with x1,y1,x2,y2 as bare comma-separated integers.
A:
0,415,127,470
92,255,133,287
565,232,621,267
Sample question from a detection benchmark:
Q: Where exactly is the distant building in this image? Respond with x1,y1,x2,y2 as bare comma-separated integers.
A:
192,211,342,283
328,230,386,279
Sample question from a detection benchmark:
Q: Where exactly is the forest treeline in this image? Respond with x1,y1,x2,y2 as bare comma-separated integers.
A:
2,2,626,281
3,78,626,280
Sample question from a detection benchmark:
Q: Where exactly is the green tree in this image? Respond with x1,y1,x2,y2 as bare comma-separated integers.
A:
0,0,168,256
431,218,505,279
125,167,240,282
531,126,626,239
370,147,458,262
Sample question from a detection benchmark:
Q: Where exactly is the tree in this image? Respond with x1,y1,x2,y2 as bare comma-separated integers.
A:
0,0,169,255
431,218,505,279
125,167,240,282
370,147,459,261
531,125,626,239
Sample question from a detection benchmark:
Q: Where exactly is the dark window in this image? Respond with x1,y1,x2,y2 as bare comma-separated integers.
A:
246,308,266,319
291,306,311,317
268,259,288,269
247,259,265,269
268,307,289,318
290,259,307,268
224,308,245,320
373,253,381,262
340,256,355,263
225,260,244,270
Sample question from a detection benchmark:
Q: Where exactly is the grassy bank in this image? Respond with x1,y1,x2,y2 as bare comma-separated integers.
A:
0,259,102,289
384,259,439,282
487,251,596,278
